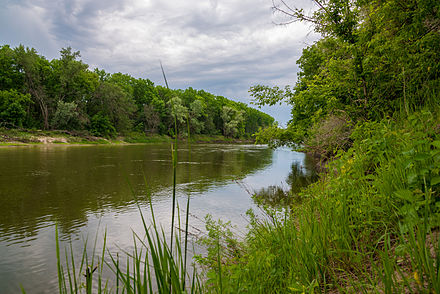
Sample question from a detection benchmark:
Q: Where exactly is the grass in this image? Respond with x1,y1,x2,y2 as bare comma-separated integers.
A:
196,107,440,293
0,127,251,146
19,105,440,293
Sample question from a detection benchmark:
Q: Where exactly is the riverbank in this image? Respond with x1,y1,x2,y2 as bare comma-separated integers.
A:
197,108,440,292
0,128,255,146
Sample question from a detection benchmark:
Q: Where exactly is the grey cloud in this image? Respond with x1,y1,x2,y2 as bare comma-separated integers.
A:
0,0,320,125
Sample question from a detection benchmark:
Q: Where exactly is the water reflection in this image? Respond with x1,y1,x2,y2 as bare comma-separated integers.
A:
0,144,273,243
253,154,319,207
0,144,317,293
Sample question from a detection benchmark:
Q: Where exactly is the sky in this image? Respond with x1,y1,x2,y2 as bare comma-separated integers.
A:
0,0,319,125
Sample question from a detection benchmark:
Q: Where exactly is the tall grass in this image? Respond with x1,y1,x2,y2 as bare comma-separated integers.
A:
51,169,201,293
197,108,440,293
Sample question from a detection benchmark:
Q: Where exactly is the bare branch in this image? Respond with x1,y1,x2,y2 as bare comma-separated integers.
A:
271,0,319,25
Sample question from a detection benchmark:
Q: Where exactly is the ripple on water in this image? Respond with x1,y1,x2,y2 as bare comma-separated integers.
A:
94,164,116,168
27,170,51,177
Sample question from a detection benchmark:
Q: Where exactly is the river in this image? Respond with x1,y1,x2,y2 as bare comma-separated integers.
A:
0,143,317,293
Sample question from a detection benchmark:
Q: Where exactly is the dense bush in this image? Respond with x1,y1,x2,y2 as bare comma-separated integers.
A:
90,112,116,138
0,89,31,127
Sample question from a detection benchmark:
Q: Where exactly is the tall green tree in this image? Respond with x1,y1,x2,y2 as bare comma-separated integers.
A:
90,81,135,133
14,45,52,129
0,45,24,91
253,0,440,147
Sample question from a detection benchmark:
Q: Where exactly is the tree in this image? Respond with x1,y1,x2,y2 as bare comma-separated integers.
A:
49,47,98,126
142,104,161,134
167,96,188,135
271,0,359,43
221,106,244,138
90,81,135,133
0,44,276,137
14,45,52,129
188,99,206,134
0,89,31,127
0,45,24,91
252,0,440,147
51,101,81,130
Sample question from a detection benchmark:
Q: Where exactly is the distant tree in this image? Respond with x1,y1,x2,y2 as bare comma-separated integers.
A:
90,112,116,138
0,45,24,91
189,99,206,134
50,48,98,127
167,96,188,134
90,81,135,133
221,106,244,138
0,89,31,127
51,100,81,130
0,44,275,136
14,45,52,129
143,104,161,134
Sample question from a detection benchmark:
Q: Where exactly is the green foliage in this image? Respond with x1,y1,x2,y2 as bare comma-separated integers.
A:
168,96,188,132
50,47,98,107
90,113,116,138
90,81,135,133
221,106,245,138
51,101,81,130
195,214,241,292
189,99,206,134
14,45,53,129
200,108,440,292
0,45,24,91
0,45,273,138
254,0,440,149
0,89,31,127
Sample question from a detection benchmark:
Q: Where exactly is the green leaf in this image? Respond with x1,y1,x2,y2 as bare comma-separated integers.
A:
431,176,440,186
432,141,440,149
414,153,430,161
407,173,418,185
394,189,414,202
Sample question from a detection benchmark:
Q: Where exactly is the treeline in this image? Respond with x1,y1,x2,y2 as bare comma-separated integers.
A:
252,0,440,154
0,45,274,138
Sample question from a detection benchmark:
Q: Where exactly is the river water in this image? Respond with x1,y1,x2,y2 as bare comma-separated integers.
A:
0,143,316,293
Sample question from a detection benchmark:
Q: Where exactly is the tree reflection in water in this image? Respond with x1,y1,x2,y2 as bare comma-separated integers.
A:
253,154,319,207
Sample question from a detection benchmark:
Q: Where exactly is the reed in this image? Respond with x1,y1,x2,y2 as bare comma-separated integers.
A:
49,67,201,292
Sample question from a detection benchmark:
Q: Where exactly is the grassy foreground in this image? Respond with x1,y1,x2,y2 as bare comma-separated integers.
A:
198,108,440,293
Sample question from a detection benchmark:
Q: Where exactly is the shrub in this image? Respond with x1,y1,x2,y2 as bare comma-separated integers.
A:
51,101,81,130
90,112,116,138
305,113,353,159
0,89,31,127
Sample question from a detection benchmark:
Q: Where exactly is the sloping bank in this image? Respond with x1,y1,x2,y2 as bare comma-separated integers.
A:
197,109,440,293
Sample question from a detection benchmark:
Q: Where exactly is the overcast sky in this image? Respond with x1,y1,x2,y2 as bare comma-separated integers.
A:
0,0,319,125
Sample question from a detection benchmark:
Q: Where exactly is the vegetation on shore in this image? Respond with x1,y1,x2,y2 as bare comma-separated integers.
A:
0,127,255,146
198,108,440,293
14,0,440,292
0,45,274,140
195,0,440,292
